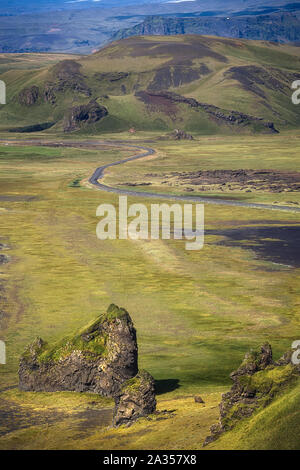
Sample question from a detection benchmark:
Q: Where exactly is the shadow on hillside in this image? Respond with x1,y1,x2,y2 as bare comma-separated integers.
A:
155,379,180,395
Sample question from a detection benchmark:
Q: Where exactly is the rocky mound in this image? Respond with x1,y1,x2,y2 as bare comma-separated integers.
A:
169,129,194,140
18,86,39,106
63,99,108,132
204,343,300,446
113,370,156,427
19,304,156,426
19,304,138,396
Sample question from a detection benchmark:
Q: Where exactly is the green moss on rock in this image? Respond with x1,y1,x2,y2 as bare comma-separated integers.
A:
27,305,130,365
113,370,156,427
204,344,300,446
105,303,130,321
121,370,152,394
19,304,138,396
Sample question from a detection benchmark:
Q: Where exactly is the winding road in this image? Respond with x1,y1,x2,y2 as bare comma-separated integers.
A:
2,138,300,213
88,141,300,214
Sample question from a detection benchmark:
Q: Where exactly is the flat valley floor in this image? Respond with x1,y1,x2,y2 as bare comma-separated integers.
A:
0,132,299,450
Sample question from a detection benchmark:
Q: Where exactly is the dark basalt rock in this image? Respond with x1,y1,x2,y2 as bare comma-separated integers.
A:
113,13,300,45
19,304,138,396
113,370,156,427
63,99,108,132
169,129,194,140
19,304,156,426
18,86,39,106
136,90,279,134
203,343,300,446
194,395,205,404
0,254,9,265
44,83,56,105
94,72,129,83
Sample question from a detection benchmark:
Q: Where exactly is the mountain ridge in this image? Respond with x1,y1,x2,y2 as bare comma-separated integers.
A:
1,1,300,53
112,12,300,44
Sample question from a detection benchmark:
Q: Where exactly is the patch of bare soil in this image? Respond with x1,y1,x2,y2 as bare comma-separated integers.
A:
148,64,210,91
136,90,178,119
135,90,278,132
0,398,67,436
112,37,227,64
225,65,300,100
0,397,113,437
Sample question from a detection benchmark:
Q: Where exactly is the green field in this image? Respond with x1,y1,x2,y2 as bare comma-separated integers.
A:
102,133,300,207
0,132,299,449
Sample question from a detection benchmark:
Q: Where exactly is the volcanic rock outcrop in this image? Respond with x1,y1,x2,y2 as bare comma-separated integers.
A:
19,304,156,425
136,90,279,134
204,343,300,445
19,304,139,396
113,370,156,427
169,129,194,140
63,99,108,132
44,60,91,105
18,86,39,106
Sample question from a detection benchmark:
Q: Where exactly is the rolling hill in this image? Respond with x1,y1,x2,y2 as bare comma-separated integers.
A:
1,35,300,134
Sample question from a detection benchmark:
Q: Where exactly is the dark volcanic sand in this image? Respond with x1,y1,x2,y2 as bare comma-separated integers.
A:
208,225,300,268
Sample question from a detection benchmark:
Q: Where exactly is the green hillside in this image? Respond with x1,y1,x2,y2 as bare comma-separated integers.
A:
207,379,300,450
1,35,300,134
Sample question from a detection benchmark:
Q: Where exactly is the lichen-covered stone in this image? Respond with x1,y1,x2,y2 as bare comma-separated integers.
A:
19,304,138,396
113,370,156,427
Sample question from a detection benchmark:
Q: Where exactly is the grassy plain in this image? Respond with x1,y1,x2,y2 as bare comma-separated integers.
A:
0,132,299,449
102,133,300,207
